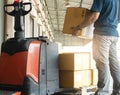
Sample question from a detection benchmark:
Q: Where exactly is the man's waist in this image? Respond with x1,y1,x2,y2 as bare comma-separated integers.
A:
94,28,119,37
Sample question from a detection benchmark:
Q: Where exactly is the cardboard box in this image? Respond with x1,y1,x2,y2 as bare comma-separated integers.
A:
90,53,97,69
59,52,90,70
92,69,98,85
59,70,92,88
90,59,96,69
63,7,92,37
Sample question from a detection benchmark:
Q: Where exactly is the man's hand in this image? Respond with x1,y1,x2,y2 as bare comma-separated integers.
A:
71,11,99,36
71,25,82,36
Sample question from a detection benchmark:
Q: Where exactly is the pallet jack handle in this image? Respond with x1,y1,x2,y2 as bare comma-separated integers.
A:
4,0,32,38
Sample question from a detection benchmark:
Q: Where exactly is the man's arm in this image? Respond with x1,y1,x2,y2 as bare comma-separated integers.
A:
72,10,100,36
81,10,100,27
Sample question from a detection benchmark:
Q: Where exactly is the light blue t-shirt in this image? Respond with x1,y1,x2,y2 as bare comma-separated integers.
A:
91,0,119,36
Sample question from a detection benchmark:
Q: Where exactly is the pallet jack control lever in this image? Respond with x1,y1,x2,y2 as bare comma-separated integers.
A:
4,0,32,38
14,0,22,3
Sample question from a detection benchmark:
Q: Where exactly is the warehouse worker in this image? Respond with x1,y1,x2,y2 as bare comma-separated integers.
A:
72,0,120,95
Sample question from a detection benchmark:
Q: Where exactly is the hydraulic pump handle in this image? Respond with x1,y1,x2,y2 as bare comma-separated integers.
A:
4,1,32,38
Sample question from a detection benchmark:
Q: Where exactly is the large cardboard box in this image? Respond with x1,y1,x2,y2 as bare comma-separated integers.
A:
90,53,97,69
59,52,90,70
63,7,93,38
59,70,92,88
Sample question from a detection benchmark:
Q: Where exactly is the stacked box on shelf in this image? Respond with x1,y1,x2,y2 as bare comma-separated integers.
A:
58,52,92,88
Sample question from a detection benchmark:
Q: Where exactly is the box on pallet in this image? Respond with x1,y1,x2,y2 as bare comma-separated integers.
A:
58,52,91,70
62,7,93,38
90,53,97,69
59,70,92,88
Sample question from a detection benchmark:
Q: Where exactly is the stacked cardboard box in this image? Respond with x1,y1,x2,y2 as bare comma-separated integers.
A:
90,53,98,85
58,52,96,88
91,69,98,85
59,53,90,70
59,70,92,88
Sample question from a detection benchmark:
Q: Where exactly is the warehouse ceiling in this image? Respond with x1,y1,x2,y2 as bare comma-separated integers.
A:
44,0,93,35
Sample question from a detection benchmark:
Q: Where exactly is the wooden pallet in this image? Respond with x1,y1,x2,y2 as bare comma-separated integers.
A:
53,85,97,95
79,85,97,95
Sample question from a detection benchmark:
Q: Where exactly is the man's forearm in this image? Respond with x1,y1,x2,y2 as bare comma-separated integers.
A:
79,11,100,28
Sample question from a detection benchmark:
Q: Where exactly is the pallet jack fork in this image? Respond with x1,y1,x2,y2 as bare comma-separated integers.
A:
0,0,59,95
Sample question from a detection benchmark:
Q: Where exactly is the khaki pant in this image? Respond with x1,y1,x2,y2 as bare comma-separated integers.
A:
93,34,120,95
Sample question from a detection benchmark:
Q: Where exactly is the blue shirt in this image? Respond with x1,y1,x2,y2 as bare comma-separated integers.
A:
91,0,119,36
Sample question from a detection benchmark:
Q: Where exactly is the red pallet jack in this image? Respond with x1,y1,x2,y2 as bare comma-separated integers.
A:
0,0,59,95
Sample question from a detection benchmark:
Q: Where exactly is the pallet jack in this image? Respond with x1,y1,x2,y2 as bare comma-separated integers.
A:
0,0,59,95
0,0,95,95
